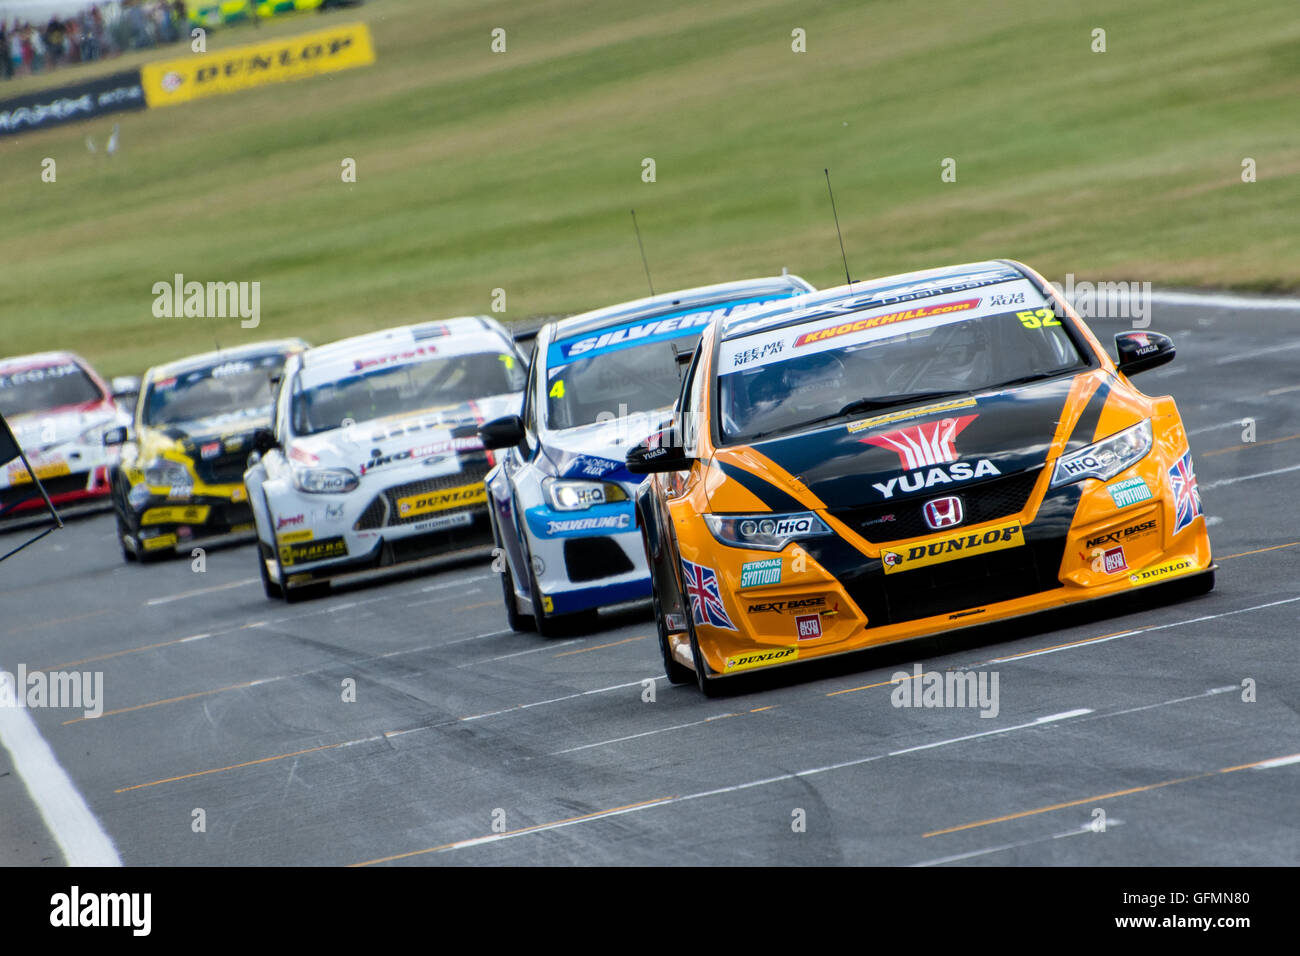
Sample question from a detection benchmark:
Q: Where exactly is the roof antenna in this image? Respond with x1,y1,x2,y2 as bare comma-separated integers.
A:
630,209,655,296
824,168,852,286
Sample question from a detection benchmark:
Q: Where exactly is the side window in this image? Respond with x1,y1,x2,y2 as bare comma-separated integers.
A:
521,344,540,451
678,349,703,453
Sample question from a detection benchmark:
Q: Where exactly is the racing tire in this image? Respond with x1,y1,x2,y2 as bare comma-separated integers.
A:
489,513,534,632
686,614,723,697
114,506,137,564
499,551,536,632
645,530,692,685
257,542,283,600
284,578,330,603
527,562,596,638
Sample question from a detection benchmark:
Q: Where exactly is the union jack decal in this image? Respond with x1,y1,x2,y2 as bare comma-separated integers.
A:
680,557,736,630
1169,451,1202,534
860,414,978,470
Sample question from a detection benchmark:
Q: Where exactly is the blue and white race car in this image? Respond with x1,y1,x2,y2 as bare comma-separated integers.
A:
478,275,815,635
245,317,527,601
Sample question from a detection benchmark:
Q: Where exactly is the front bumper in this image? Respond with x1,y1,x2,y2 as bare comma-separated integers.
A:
679,459,1213,679
521,501,651,614
130,484,256,553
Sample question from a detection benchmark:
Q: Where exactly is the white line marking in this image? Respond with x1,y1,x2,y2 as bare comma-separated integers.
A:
460,679,659,721
887,709,1091,755
551,713,738,755
144,577,257,606
423,685,1240,857
910,820,1123,866
461,640,579,666
1149,290,1300,311
1252,754,1300,770
1201,463,1300,489
977,596,1300,666
1215,340,1300,365
0,682,121,866
1265,384,1300,397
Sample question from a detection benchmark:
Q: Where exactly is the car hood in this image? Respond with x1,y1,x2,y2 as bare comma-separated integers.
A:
140,409,273,460
7,400,122,452
711,371,1123,511
541,409,673,484
286,394,519,477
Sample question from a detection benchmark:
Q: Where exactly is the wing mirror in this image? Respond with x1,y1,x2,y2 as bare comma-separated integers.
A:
478,415,526,451
626,441,694,474
1115,331,1175,376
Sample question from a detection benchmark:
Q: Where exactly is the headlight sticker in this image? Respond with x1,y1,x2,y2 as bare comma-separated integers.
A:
739,558,782,588
1106,476,1152,508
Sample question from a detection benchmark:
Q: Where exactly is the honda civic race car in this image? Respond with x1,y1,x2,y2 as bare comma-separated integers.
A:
245,317,526,601
629,260,1212,694
108,340,308,561
0,352,133,521
478,275,815,636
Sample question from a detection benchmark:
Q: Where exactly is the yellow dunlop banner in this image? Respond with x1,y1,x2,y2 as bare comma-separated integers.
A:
141,22,375,108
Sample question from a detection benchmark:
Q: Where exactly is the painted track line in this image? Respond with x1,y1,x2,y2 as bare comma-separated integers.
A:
0,677,120,866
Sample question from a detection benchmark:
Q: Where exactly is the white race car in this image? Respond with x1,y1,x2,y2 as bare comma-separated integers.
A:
478,275,816,635
0,351,133,522
245,317,527,601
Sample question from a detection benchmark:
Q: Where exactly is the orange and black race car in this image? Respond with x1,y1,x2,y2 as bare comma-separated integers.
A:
628,260,1212,694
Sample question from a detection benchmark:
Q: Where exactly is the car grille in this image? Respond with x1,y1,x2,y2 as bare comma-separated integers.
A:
353,461,491,530
564,537,635,583
194,450,250,485
845,537,1065,627
830,467,1042,544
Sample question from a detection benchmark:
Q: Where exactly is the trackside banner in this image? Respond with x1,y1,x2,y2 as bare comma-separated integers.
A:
140,22,375,108
0,70,146,138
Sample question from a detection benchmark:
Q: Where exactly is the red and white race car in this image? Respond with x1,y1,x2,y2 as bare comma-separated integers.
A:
0,351,133,520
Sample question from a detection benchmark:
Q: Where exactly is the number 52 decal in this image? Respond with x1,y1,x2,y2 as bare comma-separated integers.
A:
1017,307,1062,329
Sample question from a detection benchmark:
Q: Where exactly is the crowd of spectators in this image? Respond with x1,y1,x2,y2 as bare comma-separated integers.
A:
1,2,189,79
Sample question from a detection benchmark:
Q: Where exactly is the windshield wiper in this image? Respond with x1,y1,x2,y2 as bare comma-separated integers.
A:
996,369,1076,390
740,390,968,443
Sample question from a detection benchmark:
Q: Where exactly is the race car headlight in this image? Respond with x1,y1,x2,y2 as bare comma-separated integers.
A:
143,459,191,488
293,467,359,495
545,479,629,511
703,511,833,551
1050,419,1153,488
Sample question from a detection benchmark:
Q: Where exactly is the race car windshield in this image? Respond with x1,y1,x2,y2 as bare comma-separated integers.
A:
718,309,1087,444
144,355,287,427
545,338,690,430
292,350,525,436
0,361,103,417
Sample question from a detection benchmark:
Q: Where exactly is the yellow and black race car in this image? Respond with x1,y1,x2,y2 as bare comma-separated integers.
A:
629,260,1212,694
107,339,308,562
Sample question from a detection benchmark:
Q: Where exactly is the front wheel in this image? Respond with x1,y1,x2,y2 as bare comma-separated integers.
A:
646,532,692,685
685,605,723,697
257,542,283,599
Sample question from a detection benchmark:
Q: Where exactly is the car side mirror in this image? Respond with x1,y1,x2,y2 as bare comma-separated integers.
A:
479,415,526,451
102,425,128,447
252,427,279,454
1115,331,1175,376
626,442,694,475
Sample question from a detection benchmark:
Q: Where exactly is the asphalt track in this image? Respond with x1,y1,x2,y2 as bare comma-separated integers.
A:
1,294,1297,867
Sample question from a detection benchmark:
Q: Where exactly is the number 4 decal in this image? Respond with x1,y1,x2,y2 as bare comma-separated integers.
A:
549,379,565,399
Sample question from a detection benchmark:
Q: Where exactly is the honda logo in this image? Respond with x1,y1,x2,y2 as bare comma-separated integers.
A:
923,496,963,530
